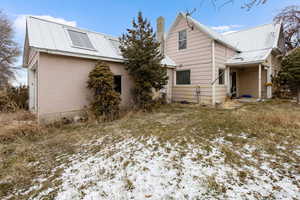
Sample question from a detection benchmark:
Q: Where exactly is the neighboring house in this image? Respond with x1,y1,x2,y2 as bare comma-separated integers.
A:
23,12,283,122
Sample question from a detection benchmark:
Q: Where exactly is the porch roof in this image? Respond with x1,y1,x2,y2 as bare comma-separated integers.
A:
224,23,282,66
226,48,271,66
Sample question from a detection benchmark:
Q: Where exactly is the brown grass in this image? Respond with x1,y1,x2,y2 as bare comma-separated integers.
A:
0,100,299,199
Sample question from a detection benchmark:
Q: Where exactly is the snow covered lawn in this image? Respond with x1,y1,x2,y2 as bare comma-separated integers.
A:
2,101,300,199
26,135,300,199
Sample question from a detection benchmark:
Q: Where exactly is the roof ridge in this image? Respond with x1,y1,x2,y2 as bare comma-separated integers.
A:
28,16,119,39
181,12,224,38
180,13,239,51
223,23,275,35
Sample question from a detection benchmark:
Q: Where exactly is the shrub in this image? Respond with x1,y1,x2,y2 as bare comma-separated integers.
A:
0,85,28,112
87,62,121,121
274,48,300,103
119,12,168,111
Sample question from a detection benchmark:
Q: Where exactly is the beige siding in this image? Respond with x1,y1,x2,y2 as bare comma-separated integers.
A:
215,85,227,102
165,16,214,103
37,53,134,121
172,85,211,104
214,42,237,102
165,17,212,84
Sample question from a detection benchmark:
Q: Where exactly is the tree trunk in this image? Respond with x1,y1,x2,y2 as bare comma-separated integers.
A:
297,87,300,104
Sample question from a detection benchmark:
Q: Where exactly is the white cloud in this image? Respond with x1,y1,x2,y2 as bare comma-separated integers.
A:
12,15,77,86
211,25,242,33
222,30,237,35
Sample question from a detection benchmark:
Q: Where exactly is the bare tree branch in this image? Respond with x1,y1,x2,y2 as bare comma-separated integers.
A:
203,0,268,10
274,5,300,52
0,10,20,87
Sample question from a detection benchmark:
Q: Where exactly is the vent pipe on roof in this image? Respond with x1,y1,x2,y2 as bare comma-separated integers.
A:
157,16,165,55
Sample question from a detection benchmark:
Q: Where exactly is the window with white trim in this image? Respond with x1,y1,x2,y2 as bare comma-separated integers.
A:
176,70,190,85
218,68,225,85
178,30,187,50
67,29,94,49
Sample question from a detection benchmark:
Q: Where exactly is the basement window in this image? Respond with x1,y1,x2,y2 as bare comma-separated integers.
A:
218,68,225,85
114,75,122,94
67,29,94,49
178,30,187,50
176,70,190,85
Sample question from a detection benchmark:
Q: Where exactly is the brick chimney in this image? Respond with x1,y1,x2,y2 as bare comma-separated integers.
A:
156,16,165,55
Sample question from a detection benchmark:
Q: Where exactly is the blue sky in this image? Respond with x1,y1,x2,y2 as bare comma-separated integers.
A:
2,0,300,84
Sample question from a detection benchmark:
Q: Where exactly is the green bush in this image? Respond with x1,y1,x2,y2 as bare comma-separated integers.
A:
119,12,168,111
0,85,28,112
87,62,121,121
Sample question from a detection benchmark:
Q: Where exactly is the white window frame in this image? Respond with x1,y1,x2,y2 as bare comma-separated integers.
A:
64,28,96,51
178,29,187,50
218,68,225,85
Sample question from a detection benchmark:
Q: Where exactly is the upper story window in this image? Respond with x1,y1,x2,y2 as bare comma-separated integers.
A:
176,70,190,85
178,30,187,50
67,29,94,50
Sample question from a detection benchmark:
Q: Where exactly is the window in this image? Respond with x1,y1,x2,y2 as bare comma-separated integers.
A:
176,70,190,85
67,29,94,49
178,30,187,50
218,68,225,85
113,75,122,94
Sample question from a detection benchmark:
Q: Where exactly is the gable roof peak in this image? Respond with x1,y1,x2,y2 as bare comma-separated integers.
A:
170,12,240,51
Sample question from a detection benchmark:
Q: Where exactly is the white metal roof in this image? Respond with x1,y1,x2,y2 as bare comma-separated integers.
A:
185,14,240,51
226,49,271,65
223,23,281,52
25,16,176,66
168,12,282,66
223,23,282,65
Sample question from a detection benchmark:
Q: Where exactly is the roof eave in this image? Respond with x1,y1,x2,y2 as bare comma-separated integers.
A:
226,60,265,66
32,47,124,63
31,47,177,68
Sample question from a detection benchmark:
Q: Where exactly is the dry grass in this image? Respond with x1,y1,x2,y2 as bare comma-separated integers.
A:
0,100,299,199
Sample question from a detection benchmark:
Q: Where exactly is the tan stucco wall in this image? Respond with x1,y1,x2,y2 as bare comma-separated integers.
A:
37,53,134,120
237,67,267,98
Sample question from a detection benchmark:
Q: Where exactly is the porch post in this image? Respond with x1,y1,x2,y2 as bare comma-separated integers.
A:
258,64,262,99
225,66,231,95
267,57,273,99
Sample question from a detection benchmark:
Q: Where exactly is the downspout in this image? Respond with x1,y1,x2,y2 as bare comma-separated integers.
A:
212,40,216,106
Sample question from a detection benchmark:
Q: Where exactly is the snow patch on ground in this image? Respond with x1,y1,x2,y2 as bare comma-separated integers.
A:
28,136,300,200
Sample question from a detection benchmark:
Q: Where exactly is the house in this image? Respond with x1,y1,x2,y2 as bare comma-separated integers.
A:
23,12,284,122
165,13,283,104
